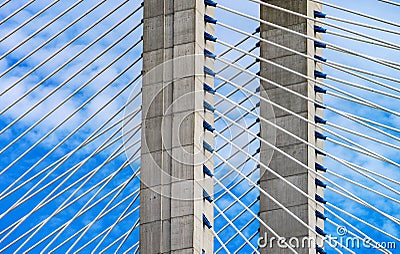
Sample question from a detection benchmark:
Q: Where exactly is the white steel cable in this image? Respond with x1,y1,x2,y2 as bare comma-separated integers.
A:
0,91,141,201
2,116,140,251
217,57,400,153
214,134,258,183
0,126,139,230
4,124,140,215
51,196,139,253
327,137,385,161
323,81,400,119
0,0,11,9
0,0,138,96
215,196,258,230
213,179,300,254
216,27,259,62
214,138,260,214
213,108,400,228
325,209,390,253
326,70,400,99
112,218,140,254
214,69,400,191
0,37,142,158
217,21,400,95
214,135,258,187
49,161,139,253
214,26,400,120
0,0,67,43
214,161,259,213
215,199,258,243
325,87,400,120
334,109,400,144
215,162,259,211
26,170,140,253
214,166,259,215
213,229,233,254
214,75,400,196
214,70,258,118
0,0,36,27
236,231,259,254
99,218,140,254
327,30,399,50
215,148,360,254
0,0,109,78
64,165,139,252
325,15,400,36
24,178,139,253
349,113,400,134
327,186,400,225
214,102,260,249
215,216,257,253
0,22,142,129
325,204,400,243
322,219,370,252
214,102,400,227
215,57,400,168
213,164,263,250
213,165,345,254
327,60,400,86
0,81,139,206
214,50,258,122
369,56,400,70
0,0,131,63
327,218,389,254
213,203,259,253
330,153,400,196
378,0,400,7
217,4,400,71
213,107,259,182
216,45,258,74
0,131,140,238
212,59,260,180
0,103,141,200
326,87,398,123
123,241,140,254
215,69,257,100
90,192,140,253
326,122,400,151
11,138,140,252
221,26,400,100
310,0,400,29
215,67,258,122
3,137,139,250
248,0,400,50
216,39,400,121
0,53,142,177
334,157,400,193
0,154,140,252
327,167,400,205
216,79,400,178
0,118,140,241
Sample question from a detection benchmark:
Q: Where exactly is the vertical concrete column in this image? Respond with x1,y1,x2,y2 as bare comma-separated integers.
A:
259,0,324,253
141,0,215,253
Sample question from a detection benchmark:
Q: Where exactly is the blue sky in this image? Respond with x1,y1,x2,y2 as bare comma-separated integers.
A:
0,0,399,253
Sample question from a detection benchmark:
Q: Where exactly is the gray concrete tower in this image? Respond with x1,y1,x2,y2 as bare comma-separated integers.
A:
259,0,325,253
140,0,215,253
